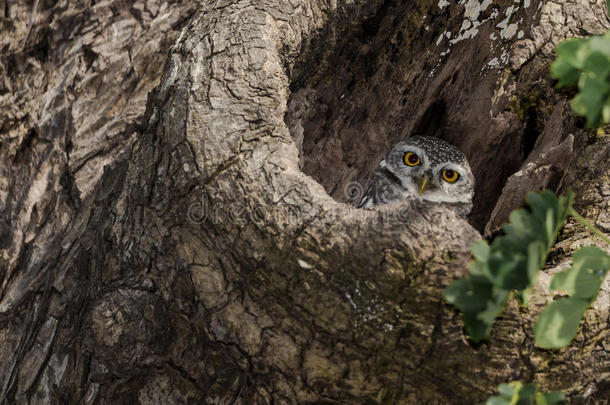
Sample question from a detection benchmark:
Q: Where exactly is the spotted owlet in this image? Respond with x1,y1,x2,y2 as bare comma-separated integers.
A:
358,136,474,216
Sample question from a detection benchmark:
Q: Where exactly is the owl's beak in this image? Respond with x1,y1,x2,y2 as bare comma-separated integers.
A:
418,175,430,195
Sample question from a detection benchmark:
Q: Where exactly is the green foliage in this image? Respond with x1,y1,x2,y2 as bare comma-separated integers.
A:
445,189,610,348
445,191,572,342
551,31,610,128
535,246,610,348
483,382,566,405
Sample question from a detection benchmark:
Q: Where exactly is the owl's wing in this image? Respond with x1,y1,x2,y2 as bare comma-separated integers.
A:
357,185,376,208
360,166,410,208
358,168,403,208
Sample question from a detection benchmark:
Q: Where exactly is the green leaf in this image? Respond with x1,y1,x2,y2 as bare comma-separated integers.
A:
545,208,555,247
447,283,492,341
588,37,610,58
554,38,587,70
464,312,494,343
476,287,510,325
551,58,580,87
535,245,609,349
539,190,560,212
445,277,509,342
484,382,566,405
508,209,543,241
557,192,574,224
484,383,515,405
471,241,492,278
497,383,514,397
552,32,610,127
445,277,491,312
534,297,590,349
551,246,610,299
603,98,610,123
472,240,491,262
517,383,538,403
528,190,570,233
583,51,610,79
573,72,608,127
527,241,546,282
540,391,566,405
489,252,527,290
527,192,551,223
470,260,489,277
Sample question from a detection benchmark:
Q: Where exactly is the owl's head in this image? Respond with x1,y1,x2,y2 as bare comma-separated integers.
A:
381,136,474,207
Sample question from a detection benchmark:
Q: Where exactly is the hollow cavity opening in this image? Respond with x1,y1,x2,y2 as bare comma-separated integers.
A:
284,0,545,232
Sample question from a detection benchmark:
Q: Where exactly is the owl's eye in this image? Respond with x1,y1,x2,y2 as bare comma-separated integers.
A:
404,152,421,167
442,169,460,183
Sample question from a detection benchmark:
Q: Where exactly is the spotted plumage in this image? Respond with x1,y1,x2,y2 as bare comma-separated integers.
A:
358,136,474,216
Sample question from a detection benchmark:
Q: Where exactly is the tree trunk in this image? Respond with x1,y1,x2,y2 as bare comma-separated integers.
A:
1,0,609,403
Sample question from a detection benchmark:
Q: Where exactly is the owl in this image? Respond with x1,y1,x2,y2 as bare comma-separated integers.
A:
357,136,474,216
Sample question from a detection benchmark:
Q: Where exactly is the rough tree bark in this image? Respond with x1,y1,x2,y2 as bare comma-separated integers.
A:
1,0,609,404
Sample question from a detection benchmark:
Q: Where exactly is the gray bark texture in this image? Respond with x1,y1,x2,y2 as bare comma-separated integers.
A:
1,0,610,404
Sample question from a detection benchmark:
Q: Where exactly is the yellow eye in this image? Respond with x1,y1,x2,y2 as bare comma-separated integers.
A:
404,152,421,167
442,169,460,183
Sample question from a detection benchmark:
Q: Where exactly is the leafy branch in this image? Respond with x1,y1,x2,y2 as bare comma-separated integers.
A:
445,190,610,349
449,2,610,347
483,381,565,405
551,25,610,127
